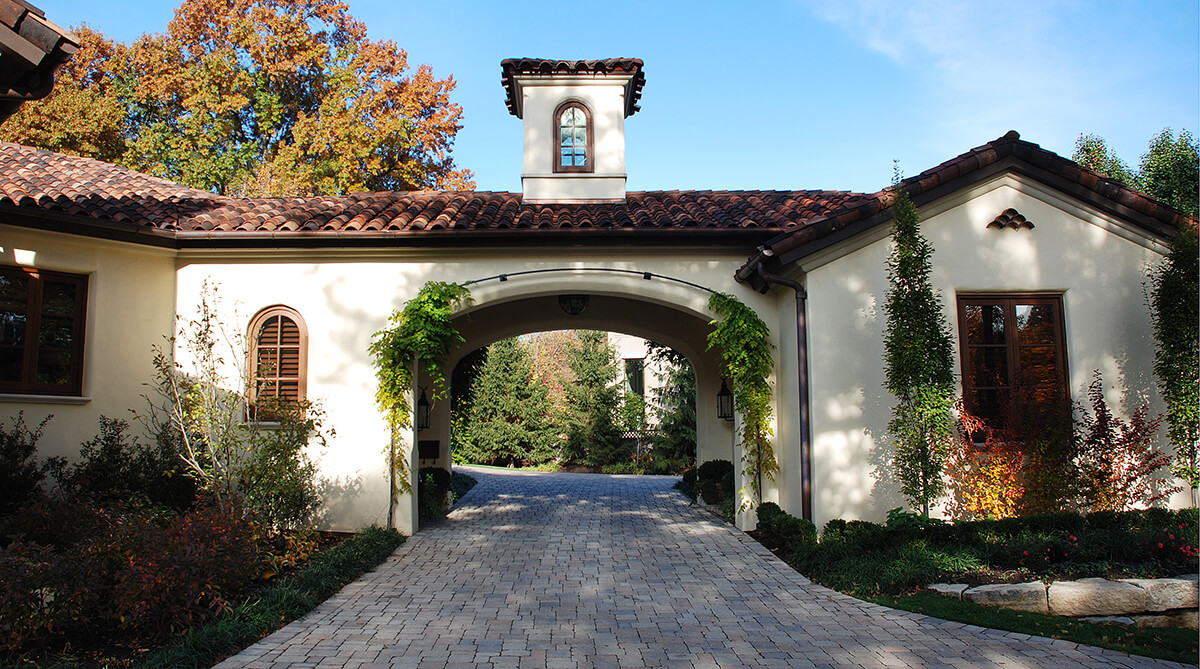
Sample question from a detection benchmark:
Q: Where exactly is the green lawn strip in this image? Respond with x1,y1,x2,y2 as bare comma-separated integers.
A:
869,591,1199,666
135,526,403,669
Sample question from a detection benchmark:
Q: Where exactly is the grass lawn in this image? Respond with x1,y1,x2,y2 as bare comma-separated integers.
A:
871,591,1199,666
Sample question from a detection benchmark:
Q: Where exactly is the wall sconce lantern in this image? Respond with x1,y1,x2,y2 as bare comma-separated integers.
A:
717,380,734,422
416,388,431,431
558,294,589,316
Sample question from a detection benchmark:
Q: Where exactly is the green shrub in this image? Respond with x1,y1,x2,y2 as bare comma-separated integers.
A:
49,416,200,512
697,459,733,484
238,400,325,531
0,412,50,514
677,467,697,500
449,471,477,504
698,479,723,505
418,467,453,522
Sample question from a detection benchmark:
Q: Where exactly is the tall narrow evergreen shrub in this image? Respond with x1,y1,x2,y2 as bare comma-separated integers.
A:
1149,223,1200,498
882,190,957,516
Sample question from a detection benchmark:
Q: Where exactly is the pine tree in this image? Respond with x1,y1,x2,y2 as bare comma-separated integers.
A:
457,338,554,466
882,190,957,516
647,343,696,465
563,331,626,466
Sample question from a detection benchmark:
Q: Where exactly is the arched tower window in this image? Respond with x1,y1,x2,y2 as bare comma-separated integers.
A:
554,100,593,173
248,305,307,414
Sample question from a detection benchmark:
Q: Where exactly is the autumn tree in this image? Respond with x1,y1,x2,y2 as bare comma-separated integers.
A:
882,190,957,516
526,330,581,414
1,0,472,196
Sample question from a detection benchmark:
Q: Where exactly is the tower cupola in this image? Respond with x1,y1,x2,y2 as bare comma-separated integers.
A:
500,58,645,203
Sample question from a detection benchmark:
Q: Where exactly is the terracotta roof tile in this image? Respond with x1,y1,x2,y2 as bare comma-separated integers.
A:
500,58,646,118
0,143,868,242
738,130,1196,283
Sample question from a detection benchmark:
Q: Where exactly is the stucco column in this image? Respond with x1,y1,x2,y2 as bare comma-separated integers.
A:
389,357,421,536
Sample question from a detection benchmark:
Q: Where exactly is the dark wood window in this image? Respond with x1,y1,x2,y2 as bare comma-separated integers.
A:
248,306,307,415
958,294,1067,423
624,358,644,397
553,101,593,173
0,265,87,396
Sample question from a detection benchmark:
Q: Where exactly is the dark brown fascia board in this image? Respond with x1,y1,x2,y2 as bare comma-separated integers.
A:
739,155,1187,288
170,227,779,250
0,204,179,248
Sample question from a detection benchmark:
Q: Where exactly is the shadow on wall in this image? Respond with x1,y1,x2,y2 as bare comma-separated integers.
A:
312,474,365,530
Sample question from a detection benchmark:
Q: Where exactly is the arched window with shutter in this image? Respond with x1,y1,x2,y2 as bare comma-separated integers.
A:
248,305,307,417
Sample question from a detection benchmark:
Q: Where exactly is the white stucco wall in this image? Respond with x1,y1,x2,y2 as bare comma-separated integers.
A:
800,172,1177,529
516,74,631,202
174,246,782,532
0,224,176,461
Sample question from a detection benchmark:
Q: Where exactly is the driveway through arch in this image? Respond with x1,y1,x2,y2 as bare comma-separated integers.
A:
217,469,1185,668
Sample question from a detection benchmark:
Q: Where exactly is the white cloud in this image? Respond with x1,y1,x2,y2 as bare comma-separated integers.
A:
796,0,1101,155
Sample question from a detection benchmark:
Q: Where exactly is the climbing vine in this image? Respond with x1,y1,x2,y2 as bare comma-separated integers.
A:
706,292,777,508
369,281,473,496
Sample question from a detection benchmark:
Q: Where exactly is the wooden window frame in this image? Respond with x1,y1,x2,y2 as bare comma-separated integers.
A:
247,305,308,418
553,100,594,174
957,293,1069,423
0,265,87,396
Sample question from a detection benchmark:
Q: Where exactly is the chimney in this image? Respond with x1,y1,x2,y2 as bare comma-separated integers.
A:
500,58,645,203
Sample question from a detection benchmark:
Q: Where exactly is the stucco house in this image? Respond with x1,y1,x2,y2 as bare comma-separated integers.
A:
0,58,1192,534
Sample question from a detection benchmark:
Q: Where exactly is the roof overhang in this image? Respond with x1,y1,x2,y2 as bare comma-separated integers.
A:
500,58,645,118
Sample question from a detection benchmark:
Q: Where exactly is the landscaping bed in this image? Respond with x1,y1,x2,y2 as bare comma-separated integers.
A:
752,503,1199,664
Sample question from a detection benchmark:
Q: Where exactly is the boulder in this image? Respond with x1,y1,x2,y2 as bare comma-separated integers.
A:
1117,576,1198,612
963,582,1048,614
927,583,968,599
1048,578,1149,617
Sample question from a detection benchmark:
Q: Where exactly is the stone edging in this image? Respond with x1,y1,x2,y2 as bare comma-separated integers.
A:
929,574,1199,629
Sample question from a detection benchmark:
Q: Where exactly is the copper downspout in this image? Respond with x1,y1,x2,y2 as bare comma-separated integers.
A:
754,262,813,522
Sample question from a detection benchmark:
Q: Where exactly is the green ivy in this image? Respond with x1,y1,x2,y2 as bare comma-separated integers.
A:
706,292,777,508
369,281,472,496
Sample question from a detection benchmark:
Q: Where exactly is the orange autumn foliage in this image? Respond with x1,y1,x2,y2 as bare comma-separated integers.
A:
2,0,472,196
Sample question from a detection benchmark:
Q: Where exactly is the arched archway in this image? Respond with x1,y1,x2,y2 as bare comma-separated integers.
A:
406,270,742,523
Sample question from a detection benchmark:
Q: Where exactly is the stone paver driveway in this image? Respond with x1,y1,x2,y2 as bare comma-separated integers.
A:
217,468,1190,668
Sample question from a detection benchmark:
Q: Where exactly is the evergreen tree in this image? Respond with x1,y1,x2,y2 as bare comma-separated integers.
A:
1150,224,1200,498
457,338,554,466
882,190,957,516
647,343,696,465
563,331,626,466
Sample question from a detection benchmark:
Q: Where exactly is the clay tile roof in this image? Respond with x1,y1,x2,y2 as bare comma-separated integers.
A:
0,0,79,122
0,142,867,244
500,58,645,118
738,130,1196,285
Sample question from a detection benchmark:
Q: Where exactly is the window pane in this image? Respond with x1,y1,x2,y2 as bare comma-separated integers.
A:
38,315,73,349
41,281,76,317
561,128,572,146
1,313,25,347
1018,345,1059,387
1,273,29,348
1016,304,1057,345
968,346,1008,387
968,388,1004,422
0,348,22,382
964,304,1005,344
36,350,71,385
574,128,586,143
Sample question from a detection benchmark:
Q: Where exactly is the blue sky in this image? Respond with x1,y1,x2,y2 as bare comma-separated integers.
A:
35,0,1200,195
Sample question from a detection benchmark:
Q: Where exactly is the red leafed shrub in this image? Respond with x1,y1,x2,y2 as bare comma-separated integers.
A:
1076,371,1179,512
108,501,260,638
0,541,65,650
